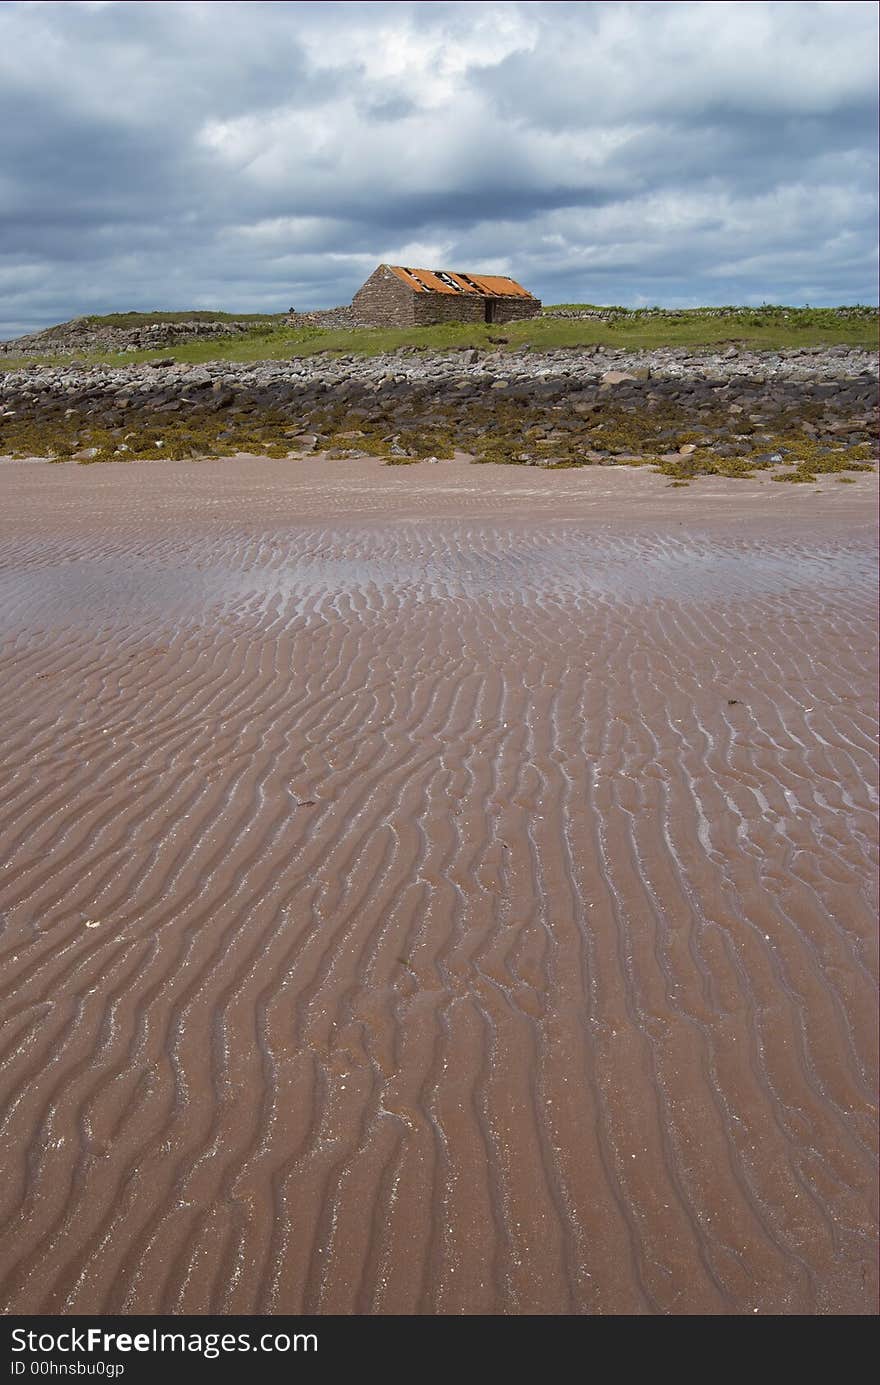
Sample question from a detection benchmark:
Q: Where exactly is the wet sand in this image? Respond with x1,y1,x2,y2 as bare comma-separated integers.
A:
0,457,877,1315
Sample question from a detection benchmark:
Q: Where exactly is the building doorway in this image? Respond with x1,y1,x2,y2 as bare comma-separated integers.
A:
484,299,495,324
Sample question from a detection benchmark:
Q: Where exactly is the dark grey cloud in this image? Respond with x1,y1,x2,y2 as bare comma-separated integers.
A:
0,0,876,336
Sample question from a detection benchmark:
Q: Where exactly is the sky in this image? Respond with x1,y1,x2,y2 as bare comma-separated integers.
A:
0,0,877,336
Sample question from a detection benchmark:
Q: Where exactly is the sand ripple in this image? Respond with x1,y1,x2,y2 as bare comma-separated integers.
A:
0,478,876,1315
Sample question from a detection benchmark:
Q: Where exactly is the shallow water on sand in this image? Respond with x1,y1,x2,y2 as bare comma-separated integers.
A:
0,527,873,628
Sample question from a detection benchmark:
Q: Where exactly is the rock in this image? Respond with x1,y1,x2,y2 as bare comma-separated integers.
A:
1,345,875,475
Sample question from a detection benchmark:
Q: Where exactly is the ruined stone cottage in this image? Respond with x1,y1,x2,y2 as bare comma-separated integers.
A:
352,265,542,328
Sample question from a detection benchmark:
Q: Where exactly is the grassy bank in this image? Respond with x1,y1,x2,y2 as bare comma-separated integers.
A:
1,305,876,371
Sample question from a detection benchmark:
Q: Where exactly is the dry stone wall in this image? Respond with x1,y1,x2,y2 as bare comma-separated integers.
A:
1,317,266,356
284,306,361,330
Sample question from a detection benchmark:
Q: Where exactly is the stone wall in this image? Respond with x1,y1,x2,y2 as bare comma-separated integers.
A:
412,293,542,326
490,298,542,324
351,267,415,327
284,306,360,330
0,317,266,357
411,293,485,326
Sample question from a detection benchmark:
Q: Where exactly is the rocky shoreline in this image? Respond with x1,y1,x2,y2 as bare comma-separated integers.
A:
1,345,877,483
2,341,876,388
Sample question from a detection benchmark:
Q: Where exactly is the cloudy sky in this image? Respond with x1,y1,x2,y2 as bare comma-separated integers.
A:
1,0,877,336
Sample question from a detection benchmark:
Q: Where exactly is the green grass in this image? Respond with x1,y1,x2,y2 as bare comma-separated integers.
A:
1,304,876,371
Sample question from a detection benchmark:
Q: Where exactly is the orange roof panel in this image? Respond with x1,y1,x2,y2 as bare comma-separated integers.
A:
464,274,532,298
387,266,534,298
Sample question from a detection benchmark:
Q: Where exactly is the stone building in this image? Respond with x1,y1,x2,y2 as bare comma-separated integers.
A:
352,265,541,328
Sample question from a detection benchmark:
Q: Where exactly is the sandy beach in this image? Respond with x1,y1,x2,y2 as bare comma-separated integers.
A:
0,456,876,1315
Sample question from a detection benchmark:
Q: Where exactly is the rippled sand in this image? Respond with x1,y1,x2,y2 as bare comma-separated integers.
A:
0,458,877,1315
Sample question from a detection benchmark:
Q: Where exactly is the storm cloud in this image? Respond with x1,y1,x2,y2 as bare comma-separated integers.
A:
1,0,876,335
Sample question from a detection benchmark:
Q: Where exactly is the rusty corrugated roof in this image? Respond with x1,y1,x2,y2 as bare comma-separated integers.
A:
387,266,534,298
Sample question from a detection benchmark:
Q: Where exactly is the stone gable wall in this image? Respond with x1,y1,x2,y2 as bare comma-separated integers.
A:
351,267,415,328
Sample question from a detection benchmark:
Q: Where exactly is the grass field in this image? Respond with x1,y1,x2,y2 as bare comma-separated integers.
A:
2,304,876,369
